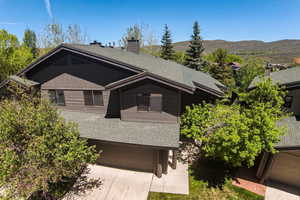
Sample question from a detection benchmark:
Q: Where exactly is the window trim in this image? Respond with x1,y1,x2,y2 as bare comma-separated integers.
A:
83,90,104,106
137,93,150,112
136,92,162,113
284,95,293,108
48,90,65,106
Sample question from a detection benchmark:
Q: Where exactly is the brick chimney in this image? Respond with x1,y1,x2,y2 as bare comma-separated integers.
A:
127,37,140,54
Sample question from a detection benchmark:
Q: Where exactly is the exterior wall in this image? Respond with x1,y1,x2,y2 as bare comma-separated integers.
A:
287,88,300,116
34,51,135,115
120,80,181,123
41,89,110,114
26,50,136,86
181,89,216,114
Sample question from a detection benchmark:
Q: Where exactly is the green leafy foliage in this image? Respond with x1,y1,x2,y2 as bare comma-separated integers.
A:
184,21,205,71
0,29,33,82
0,87,98,199
23,29,38,58
235,57,265,92
181,78,287,167
160,24,175,60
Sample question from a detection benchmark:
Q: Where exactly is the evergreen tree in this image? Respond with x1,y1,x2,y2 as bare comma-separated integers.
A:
207,48,235,87
23,29,38,58
184,21,205,70
160,24,174,60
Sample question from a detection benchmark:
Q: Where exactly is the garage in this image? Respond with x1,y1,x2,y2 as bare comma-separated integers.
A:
268,151,300,188
90,141,156,172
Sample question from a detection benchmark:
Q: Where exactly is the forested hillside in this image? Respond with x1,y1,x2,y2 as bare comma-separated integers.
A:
171,39,300,64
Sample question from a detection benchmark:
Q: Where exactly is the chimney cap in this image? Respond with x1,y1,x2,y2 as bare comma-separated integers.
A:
127,37,139,41
90,40,102,46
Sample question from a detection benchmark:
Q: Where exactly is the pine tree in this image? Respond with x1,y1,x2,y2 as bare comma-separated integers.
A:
23,29,38,58
184,21,205,70
160,24,174,60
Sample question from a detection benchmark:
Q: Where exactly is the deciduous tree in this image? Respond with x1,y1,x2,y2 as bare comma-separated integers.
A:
0,88,99,199
181,78,287,167
0,29,33,81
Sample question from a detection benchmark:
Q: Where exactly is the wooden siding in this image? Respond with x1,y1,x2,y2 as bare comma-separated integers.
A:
26,50,136,86
287,89,300,116
35,50,133,115
120,80,180,123
181,89,216,114
41,89,110,114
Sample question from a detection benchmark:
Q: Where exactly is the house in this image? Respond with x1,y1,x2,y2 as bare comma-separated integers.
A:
0,39,225,177
250,67,300,189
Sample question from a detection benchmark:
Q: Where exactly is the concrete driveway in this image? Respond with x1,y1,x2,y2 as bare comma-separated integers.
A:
265,183,300,200
65,165,153,200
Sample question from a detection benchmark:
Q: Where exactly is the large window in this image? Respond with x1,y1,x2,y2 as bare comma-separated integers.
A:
83,90,104,106
137,93,162,112
48,90,65,106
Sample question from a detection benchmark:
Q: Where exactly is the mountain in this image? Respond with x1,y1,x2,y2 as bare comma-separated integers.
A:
171,39,300,64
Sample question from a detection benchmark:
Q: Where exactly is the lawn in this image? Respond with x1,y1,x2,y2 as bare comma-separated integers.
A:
148,159,264,200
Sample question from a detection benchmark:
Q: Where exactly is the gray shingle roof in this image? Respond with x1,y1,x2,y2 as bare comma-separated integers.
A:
277,116,300,148
250,67,300,88
9,75,40,87
63,44,224,95
60,110,179,148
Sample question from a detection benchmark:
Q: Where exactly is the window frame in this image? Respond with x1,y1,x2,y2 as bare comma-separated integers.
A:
136,92,163,113
83,90,104,106
137,93,150,112
48,90,65,106
284,95,293,108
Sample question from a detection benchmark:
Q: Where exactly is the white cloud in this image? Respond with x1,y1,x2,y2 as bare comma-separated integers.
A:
44,0,53,19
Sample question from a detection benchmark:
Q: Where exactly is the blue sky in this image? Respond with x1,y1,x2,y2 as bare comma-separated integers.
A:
0,0,299,44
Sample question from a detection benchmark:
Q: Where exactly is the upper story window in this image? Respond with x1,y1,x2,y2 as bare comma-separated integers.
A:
284,96,293,108
48,90,65,106
137,93,162,112
83,90,104,106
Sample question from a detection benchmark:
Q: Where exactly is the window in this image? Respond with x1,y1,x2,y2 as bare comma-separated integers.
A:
137,93,162,112
284,96,293,108
137,93,150,111
150,93,162,112
83,90,103,106
48,90,65,106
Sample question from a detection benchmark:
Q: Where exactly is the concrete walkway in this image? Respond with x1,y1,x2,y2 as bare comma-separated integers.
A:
265,185,300,200
150,162,189,195
64,163,189,200
65,165,153,200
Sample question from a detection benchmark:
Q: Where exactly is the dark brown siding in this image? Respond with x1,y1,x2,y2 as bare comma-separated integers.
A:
120,79,181,123
181,89,217,114
41,89,110,114
34,51,134,115
26,50,136,86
